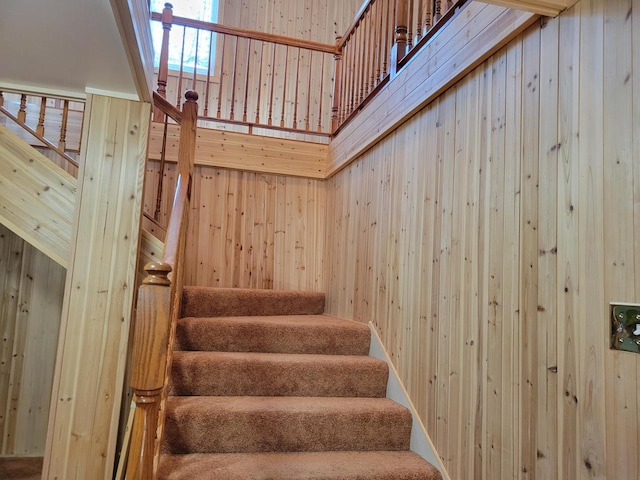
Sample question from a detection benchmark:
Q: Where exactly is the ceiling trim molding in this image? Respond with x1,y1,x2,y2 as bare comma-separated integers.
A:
479,0,577,16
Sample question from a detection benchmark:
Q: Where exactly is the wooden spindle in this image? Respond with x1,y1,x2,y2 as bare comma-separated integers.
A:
407,0,414,50
305,50,313,131
423,0,433,35
357,25,365,105
18,94,27,123
36,97,46,137
331,37,344,132
176,27,187,108
383,0,393,78
255,42,264,124
280,45,289,128
317,53,325,132
0,91,4,108
362,8,370,98
154,117,169,221
126,262,172,480
341,42,350,123
391,0,408,75
155,3,173,122
192,29,200,93
375,0,383,86
59,100,69,151
178,91,199,177
350,29,359,113
216,35,226,118
292,49,301,129
242,39,251,123
204,32,213,117
229,36,239,121
416,0,423,43
434,0,442,22
268,43,277,126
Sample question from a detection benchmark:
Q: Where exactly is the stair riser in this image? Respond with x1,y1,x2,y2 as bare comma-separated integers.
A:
162,407,412,454
176,320,371,355
170,356,388,397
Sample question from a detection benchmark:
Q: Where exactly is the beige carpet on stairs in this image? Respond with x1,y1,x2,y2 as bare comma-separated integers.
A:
158,287,442,480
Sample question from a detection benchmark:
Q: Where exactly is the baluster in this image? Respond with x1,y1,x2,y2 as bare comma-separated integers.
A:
358,22,366,104
59,100,69,151
361,9,370,99
342,42,351,123
416,0,423,43
36,97,46,137
305,50,313,131
18,94,27,123
216,35,227,118
391,0,408,75
407,1,414,50
78,105,85,153
318,53,325,132
255,42,264,124
126,262,172,480
229,36,239,121
176,27,187,108
267,43,278,127
280,45,289,128
446,0,454,12
374,0,383,87
423,0,433,35
351,28,360,113
292,49,301,129
155,117,169,221
204,32,213,117
155,3,173,122
243,38,251,123
434,0,442,22
382,0,391,79
192,28,200,93
0,91,4,108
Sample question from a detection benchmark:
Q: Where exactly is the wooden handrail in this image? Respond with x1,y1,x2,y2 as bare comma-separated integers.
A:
152,92,182,123
126,90,198,480
151,11,337,54
340,0,376,48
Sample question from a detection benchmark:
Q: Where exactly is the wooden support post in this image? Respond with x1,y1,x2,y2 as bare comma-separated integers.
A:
58,100,69,151
126,263,172,480
331,37,343,132
154,3,174,122
390,0,408,76
177,91,198,178
36,97,46,137
18,94,27,123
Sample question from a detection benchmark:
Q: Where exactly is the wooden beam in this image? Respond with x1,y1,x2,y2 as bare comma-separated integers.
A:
479,0,576,17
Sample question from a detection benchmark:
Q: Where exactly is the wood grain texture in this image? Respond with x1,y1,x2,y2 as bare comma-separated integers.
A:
0,224,65,456
43,95,150,480
0,124,76,267
481,0,576,16
323,2,639,477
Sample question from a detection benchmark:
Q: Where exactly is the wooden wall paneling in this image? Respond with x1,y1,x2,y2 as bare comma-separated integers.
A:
535,14,559,479
518,23,540,479
603,1,638,478
44,95,149,480
556,5,580,479
633,0,640,471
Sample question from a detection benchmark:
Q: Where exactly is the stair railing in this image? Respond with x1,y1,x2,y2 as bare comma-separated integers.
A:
0,90,83,174
151,3,337,137
126,90,198,480
332,0,467,133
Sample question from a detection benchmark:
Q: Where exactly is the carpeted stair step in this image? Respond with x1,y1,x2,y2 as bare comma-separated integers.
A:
162,396,412,454
182,286,325,317
158,451,442,480
170,351,389,397
175,314,371,355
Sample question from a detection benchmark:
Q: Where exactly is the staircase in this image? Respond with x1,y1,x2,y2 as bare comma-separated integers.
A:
158,287,442,480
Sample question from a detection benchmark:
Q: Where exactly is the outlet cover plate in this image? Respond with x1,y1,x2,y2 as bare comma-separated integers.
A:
611,302,640,354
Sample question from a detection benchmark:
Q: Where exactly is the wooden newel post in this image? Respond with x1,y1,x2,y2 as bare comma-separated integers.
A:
390,0,408,77
331,37,343,132
126,262,173,480
177,90,199,177
154,3,174,122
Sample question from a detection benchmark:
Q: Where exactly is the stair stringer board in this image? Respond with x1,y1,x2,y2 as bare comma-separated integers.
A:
368,322,449,479
0,124,76,268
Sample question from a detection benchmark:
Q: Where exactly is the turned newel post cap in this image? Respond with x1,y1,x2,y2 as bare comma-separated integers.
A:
164,2,173,8
185,90,199,103
143,262,172,286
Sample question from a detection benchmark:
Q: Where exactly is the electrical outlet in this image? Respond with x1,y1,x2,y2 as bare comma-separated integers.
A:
610,303,640,354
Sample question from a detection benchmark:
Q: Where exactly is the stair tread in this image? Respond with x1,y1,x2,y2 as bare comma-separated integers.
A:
163,396,412,454
170,351,388,397
158,451,442,480
175,314,371,355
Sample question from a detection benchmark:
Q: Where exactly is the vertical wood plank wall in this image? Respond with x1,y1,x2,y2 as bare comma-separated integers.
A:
324,1,640,478
44,95,149,480
144,161,325,291
0,225,65,455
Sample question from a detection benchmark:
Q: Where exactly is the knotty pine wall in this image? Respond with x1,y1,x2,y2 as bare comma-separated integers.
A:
144,161,326,290
324,1,640,478
0,224,65,455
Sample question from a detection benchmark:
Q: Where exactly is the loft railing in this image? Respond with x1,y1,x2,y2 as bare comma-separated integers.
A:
151,0,466,141
126,90,198,480
151,4,336,137
0,90,83,174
